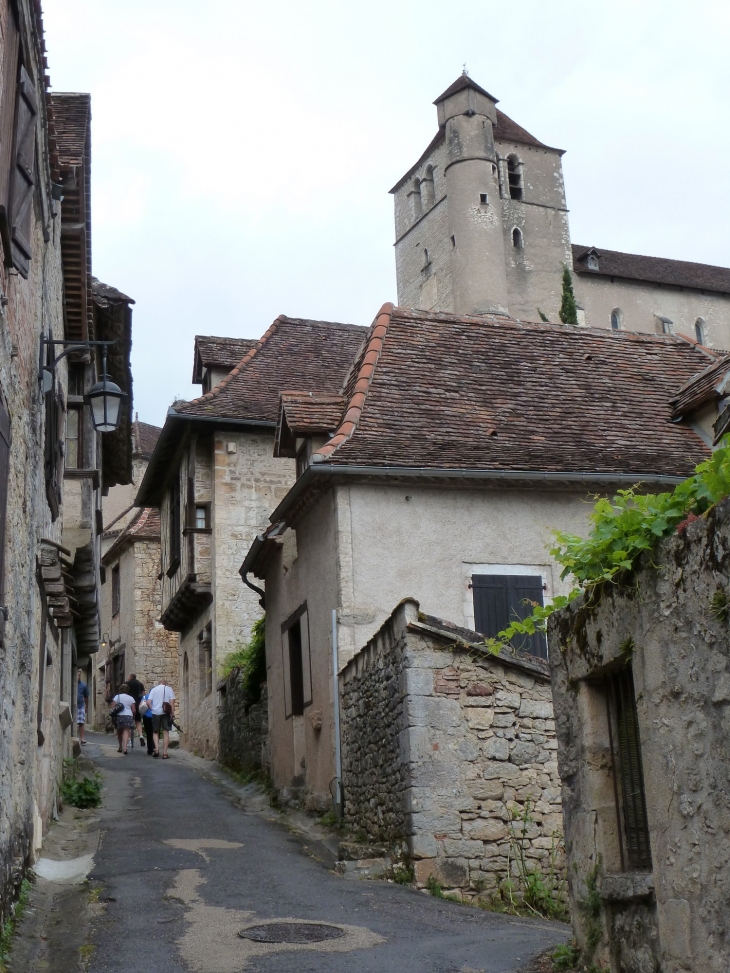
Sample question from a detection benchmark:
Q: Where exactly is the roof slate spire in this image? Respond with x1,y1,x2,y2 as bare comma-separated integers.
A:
433,74,499,106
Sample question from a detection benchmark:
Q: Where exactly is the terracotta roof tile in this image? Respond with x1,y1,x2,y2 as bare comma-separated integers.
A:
311,306,711,477
134,420,162,458
670,356,730,418
103,507,160,564
50,93,90,166
192,335,257,383
573,244,730,295
174,316,367,423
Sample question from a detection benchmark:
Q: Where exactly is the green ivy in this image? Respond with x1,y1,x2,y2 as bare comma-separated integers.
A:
221,616,267,698
484,442,730,655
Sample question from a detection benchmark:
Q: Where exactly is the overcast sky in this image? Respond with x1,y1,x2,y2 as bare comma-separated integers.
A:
43,0,730,427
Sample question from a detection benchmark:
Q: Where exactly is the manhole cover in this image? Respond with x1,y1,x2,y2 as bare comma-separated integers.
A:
238,922,345,944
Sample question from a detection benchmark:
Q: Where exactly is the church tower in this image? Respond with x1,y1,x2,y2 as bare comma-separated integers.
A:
390,74,572,321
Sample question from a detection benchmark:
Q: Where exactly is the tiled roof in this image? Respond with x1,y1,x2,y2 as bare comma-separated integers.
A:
670,356,730,418
50,93,90,166
390,109,559,194
174,316,367,423
133,419,162,458
91,277,135,307
573,244,730,295
310,305,711,477
192,335,257,383
275,393,346,457
102,507,160,564
433,74,498,105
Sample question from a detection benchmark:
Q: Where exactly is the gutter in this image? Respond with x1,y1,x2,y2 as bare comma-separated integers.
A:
267,463,689,525
239,535,267,608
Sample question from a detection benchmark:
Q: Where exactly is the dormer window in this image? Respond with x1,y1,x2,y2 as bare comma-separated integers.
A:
507,155,523,201
587,255,599,271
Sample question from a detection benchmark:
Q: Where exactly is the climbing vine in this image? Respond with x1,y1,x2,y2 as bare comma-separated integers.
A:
484,441,730,654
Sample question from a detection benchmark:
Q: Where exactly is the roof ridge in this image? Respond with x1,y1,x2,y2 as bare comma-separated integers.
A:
179,316,285,409
312,303,394,463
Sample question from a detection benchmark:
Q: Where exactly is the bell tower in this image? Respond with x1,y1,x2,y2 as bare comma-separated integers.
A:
435,75,509,315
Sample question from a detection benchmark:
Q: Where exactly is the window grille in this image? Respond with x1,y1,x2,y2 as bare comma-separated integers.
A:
606,667,652,871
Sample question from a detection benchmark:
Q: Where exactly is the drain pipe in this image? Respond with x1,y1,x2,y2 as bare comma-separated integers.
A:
331,608,344,819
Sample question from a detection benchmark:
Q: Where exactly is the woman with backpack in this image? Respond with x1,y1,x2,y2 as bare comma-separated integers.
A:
109,683,137,755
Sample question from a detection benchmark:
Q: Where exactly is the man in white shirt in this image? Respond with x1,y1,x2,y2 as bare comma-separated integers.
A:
146,680,176,759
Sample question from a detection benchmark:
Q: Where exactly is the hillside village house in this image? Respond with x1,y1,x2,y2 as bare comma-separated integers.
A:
136,318,366,756
96,420,177,720
394,74,730,345
0,2,133,928
241,302,712,886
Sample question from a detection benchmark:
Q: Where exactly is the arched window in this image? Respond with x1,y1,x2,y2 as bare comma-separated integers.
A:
695,317,706,344
420,165,435,209
610,308,622,331
507,154,523,201
512,227,523,249
411,178,422,219
587,255,599,271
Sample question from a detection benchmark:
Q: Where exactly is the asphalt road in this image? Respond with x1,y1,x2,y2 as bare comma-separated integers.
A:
83,731,569,973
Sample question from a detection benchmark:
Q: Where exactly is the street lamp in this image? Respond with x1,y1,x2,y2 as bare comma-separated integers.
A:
85,348,126,432
39,336,126,434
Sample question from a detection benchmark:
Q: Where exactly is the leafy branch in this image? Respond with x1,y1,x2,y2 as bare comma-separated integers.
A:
484,441,730,655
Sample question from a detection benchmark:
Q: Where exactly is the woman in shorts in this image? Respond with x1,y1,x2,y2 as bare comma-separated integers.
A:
110,684,137,755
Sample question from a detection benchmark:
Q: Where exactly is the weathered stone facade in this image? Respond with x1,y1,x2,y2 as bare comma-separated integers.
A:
549,497,730,973
218,675,267,775
340,599,564,897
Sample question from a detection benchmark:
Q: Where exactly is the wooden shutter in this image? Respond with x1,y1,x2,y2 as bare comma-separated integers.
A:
472,574,547,658
282,626,292,719
0,395,10,646
7,63,37,277
0,3,19,259
300,610,312,707
607,668,652,870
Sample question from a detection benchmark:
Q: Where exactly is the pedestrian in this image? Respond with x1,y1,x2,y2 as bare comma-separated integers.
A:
126,672,146,747
76,669,89,745
139,691,155,756
146,679,175,759
110,683,137,755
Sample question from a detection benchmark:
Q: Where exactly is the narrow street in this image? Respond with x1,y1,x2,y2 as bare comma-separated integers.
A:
14,732,569,973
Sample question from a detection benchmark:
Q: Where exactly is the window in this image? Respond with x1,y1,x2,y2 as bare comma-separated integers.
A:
422,248,430,268
281,606,312,718
451,235,456,248
167,475,181,574
65,405,82,469
43,379,64,520
605,667,652,871
695,317,706,344
507,155,523,201
656,315,673,335
587,255,599,271
111,564,120,616
611,308,622,331
195,505,208,529
420,165,434,209
2,62,38,278
512,227,523,249
472,574,547,658
479,192,489,205
67,364,85,396
198,624,212,696
411,178,422,219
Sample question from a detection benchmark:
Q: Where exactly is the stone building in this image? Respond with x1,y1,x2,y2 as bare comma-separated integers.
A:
548,497,730,973
339,599,563,895
96,419,177,718
393,74,730,347
0,2,132,927
241,302,712,816
136,319,365,756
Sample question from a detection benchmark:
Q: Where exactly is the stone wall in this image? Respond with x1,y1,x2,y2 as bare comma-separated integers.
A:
218,675,267,775
0,0,68,926
548,497,730,973
340,599,564,898
340,611,408,843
